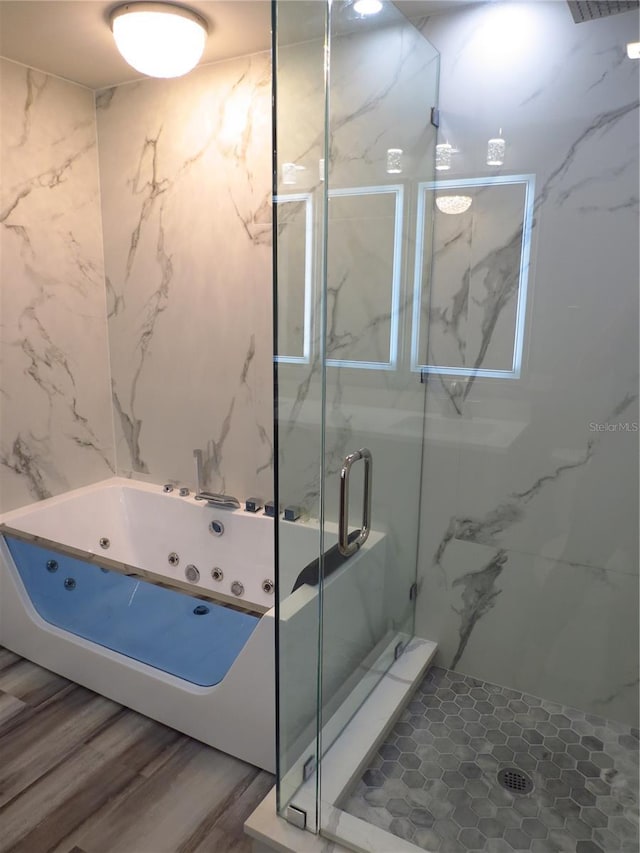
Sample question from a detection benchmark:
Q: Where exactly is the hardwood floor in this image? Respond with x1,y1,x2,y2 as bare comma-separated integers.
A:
0,648,274,853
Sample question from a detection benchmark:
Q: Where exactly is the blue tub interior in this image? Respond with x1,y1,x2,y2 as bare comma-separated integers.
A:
4,536,260,687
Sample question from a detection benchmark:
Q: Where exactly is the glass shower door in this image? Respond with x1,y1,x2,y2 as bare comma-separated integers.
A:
317,0,440,767
273,0,440,839
273,0,330,832
313,6,441,842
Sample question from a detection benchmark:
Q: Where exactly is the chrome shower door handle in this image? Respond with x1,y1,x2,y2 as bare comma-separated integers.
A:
338,448,373,557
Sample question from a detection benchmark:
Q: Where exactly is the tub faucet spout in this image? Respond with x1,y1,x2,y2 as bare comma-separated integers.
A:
195,492,241,510
193,449,240,509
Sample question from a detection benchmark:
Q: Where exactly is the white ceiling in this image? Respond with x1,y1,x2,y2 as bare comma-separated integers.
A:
0,0,480,90
0,1,272,89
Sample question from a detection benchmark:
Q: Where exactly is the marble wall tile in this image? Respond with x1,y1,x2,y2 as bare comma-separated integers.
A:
415,2,639,726
0,58,115,514
419,538,639,728
96,54,273,500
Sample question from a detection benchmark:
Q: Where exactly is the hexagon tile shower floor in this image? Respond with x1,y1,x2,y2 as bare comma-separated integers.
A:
343,667,639,853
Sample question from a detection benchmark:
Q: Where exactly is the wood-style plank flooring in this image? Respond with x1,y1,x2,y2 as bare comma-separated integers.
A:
0,647,274,853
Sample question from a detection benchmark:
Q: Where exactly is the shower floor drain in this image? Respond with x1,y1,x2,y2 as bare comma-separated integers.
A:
497,767,534,795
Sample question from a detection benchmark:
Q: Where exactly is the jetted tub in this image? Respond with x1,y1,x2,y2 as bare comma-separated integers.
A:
0,478,387,772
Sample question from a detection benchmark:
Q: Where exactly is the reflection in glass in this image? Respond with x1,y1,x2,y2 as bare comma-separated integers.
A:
435,141,452,170
385,148,403,174
274,194,313,364
435,194,472,214
325,185,404,369
412,174,535,379
487,130,506,166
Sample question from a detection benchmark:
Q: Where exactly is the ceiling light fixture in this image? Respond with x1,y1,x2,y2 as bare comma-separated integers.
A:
627,42,640,59
435,142,453,171
386,148,403,174
436,195,472,215
354,0,383,15
487,129,506,166
110,2,208,79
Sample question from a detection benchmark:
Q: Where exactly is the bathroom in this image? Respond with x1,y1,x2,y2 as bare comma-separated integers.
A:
0,0,638,851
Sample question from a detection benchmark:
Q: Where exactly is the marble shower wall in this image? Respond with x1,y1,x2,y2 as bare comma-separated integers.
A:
96,54,273,499
0,59,115,514
414,2,639,726
1,51,272,513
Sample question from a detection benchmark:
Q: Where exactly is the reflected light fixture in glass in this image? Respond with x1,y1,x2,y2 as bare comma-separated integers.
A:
386,148,403,174
354,0,383,15
111,2,208,78
435,142,452,171
627,42,640,59
487,129,506,166
282,163,297,186
436,195,472,215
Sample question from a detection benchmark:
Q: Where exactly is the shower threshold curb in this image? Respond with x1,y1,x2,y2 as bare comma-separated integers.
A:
245,636,437,853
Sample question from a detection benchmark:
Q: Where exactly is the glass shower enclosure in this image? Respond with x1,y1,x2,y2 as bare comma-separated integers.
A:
272,0,440,839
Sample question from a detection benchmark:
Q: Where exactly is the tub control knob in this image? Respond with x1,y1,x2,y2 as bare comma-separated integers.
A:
211,567,224,581
231,581,244,597
284,505,301,522
185,565,200,583
262,579,274,595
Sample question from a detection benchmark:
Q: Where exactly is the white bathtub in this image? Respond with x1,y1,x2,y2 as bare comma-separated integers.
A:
0,477,388,773
1,477,279,610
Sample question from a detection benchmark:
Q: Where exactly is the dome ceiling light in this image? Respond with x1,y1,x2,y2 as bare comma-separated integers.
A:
110,2,209,79
353,0,383,14
435,195,473,215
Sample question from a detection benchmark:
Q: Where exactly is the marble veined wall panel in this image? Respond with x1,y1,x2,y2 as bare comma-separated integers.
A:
96,54,273,500
0,59,115,514
415,2,639,726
